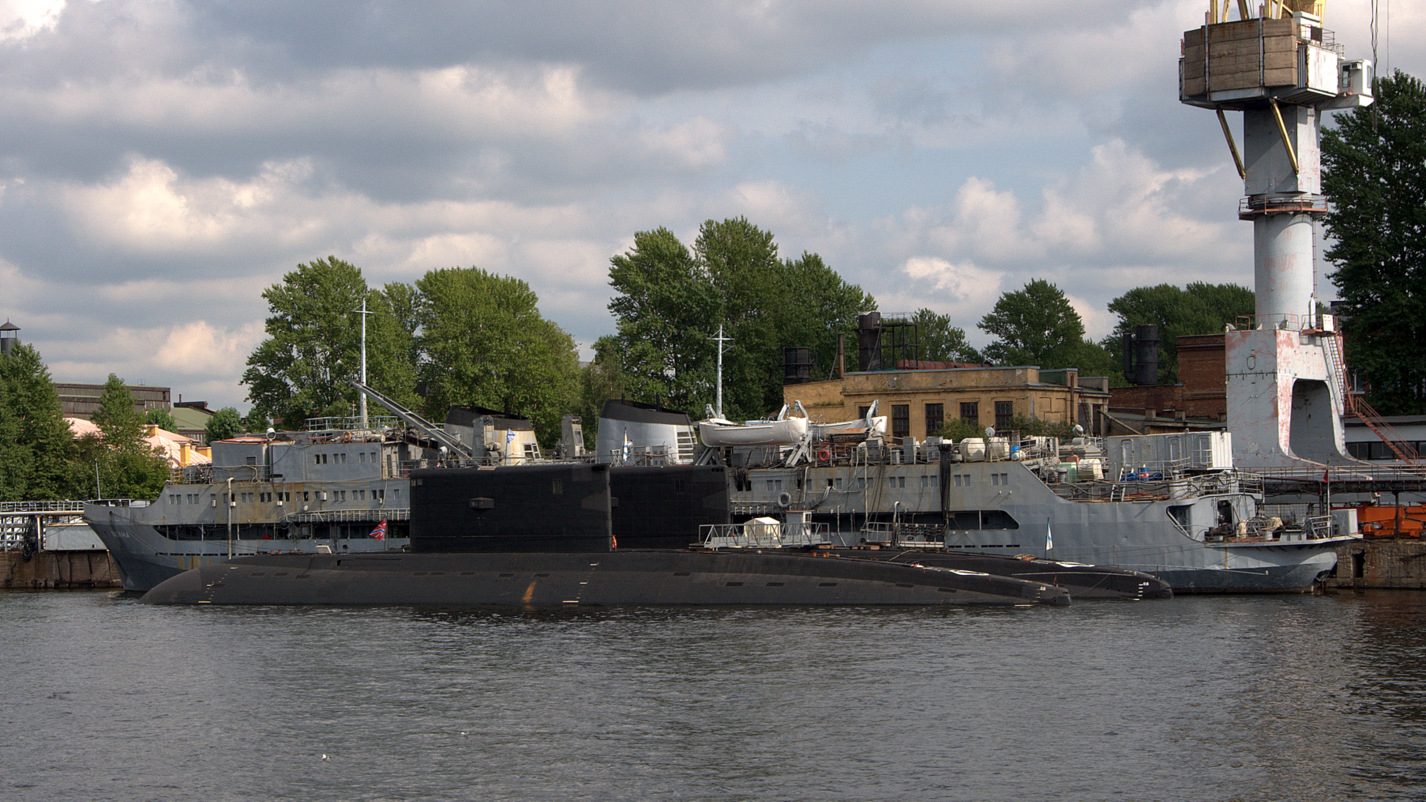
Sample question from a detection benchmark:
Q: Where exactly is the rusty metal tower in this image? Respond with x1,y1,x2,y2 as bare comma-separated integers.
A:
1179,1,1372,468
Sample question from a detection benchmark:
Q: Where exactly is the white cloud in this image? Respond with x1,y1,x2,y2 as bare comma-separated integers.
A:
154,319,262,378
1,0,1415,412
0,0,64,42
60,157,320,254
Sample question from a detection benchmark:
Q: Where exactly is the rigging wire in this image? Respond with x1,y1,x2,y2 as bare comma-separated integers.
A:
1370,0,1380,130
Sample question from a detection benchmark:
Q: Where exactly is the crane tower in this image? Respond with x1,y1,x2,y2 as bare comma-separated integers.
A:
1180,0,1372,468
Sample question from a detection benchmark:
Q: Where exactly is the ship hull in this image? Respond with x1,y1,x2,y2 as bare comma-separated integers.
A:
732,460,1348,593
822,548,1173,600
140,550,1072,607
86,504,408,592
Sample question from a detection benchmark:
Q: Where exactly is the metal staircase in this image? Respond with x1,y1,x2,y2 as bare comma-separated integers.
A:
348,380,473,458
1321,329,1422,464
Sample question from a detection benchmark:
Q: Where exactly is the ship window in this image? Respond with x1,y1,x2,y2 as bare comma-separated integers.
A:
948,510,1020,530
340,453,347,464
359,452,366,463
1167,505,1192,535
835,478,843,490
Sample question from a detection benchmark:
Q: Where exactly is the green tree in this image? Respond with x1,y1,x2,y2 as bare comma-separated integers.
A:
770,252,876,385
1323,70,1426,414
87,375,168,499
243,257,417,426
908,308,982,363
577,336,630,450
978,279,1097,369
1104,282,1254,384
92,374,145,448
367,282,422,411
244,257,366,424
144,408,178,432
415,267,580,446
0,343,75,500
606,218,874,422
607,228,719,410
241,410,271,434
206,407,244,442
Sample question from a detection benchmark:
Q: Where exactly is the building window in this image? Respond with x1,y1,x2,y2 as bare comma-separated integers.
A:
995,401,1014,431
960,402,979,424
858,405,871,419
891,404,910,440
924,403,943,436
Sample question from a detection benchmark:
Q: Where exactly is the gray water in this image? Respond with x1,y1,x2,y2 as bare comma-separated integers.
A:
2,591,1424,801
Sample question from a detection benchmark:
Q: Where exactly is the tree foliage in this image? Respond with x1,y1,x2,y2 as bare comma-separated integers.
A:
909,308,982,363
0,343,75,500
243,257,416,426
1104,282,1255,384
206,407,245,442
86,374,168,499
144,408,178,432
1323,70,1426,414
607,228,718,410
415,267,579,445
243,257,580,447
605,218,874,422
243,257,368,425
978,279,1096,369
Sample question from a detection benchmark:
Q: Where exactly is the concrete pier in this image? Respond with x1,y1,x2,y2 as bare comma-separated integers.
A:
1,550,123,589
1327,539,1426,590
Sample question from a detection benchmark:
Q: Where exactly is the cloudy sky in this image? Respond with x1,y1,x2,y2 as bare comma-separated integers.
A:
1,1,1419,411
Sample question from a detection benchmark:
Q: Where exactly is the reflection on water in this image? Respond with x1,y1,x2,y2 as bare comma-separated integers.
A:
1,591,1424,800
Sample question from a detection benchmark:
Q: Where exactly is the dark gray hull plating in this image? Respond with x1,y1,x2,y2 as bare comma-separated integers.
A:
140,550,1072,607
827,549,1173,600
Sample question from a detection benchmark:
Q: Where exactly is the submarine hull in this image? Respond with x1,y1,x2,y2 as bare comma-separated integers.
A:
140,550,1071,607
828,549,1173,600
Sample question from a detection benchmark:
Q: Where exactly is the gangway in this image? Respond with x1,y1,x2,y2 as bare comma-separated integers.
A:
349,379,473,458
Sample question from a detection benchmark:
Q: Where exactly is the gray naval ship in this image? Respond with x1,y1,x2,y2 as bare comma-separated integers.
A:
85,383,547,592
707,416,1356,593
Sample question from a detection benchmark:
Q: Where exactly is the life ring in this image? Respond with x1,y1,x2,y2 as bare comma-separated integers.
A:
342,431,352,443
777,491,792,508
817,447,832,463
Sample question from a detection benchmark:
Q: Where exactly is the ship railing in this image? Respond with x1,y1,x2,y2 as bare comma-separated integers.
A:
1205,513,1340,544
858,520,944,547
281,507,411,524
0,500,88,513
1046,470,1243,502
175,464,213,483
700,521,832,549
305,415,400,433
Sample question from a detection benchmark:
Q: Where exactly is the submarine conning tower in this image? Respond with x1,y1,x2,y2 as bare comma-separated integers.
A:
1179,1,1373,469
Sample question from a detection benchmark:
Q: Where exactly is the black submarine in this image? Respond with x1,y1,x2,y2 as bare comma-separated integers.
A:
141,462,1076,607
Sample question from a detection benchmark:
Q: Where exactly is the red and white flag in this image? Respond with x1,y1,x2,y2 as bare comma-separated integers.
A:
369,519,387,540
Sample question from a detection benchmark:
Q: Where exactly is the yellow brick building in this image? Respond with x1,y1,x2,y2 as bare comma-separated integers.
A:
785,366,1111,441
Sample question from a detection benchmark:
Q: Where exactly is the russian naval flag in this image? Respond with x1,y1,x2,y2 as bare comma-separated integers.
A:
369,519,387,540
